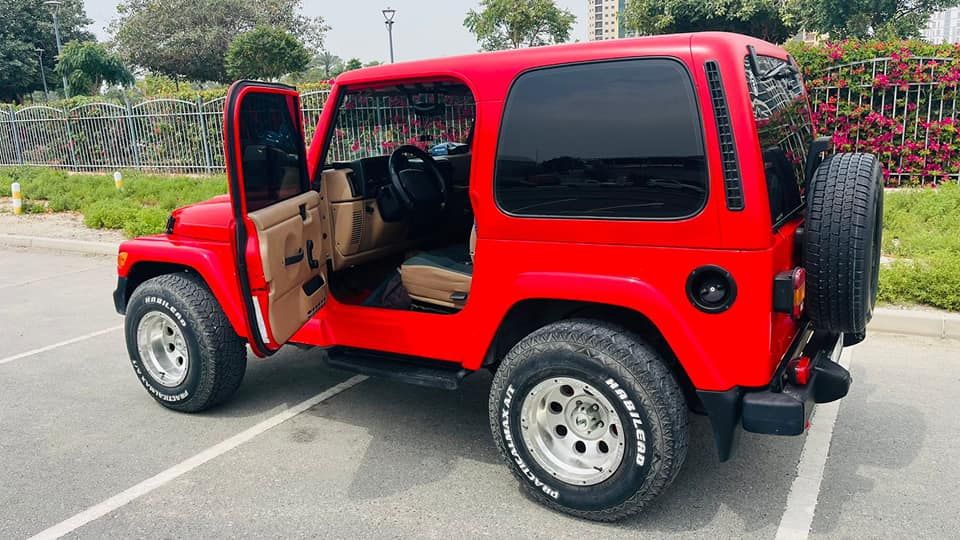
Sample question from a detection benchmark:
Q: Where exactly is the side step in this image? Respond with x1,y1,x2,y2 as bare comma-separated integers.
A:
324,348,470,391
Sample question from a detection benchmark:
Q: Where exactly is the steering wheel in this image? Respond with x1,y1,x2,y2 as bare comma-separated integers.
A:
387,145,448,214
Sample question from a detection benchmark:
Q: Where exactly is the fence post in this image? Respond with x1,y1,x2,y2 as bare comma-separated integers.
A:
196,96,213,171
62,106,78,171
9,106,24,165
124,97,141,170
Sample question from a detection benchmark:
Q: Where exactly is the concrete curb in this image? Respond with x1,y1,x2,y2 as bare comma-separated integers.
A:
2,233,958,339
869,308,960,340
0,234,117,256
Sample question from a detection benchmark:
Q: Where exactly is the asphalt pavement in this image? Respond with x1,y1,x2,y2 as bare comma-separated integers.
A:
1,247,957,539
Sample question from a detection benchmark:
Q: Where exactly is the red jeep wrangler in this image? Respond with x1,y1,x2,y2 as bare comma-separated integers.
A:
113,33,883,520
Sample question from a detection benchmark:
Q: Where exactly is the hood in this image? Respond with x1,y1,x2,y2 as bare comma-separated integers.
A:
168,195,234,242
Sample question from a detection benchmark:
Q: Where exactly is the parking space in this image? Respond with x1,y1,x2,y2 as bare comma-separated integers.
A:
1,248,958,538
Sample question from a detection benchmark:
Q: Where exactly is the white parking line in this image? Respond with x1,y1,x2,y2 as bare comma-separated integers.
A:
0,325,124,366
28,374,368,540
774,349,855,540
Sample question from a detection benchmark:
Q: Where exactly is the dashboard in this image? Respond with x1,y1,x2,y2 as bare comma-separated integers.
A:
330,155,461,199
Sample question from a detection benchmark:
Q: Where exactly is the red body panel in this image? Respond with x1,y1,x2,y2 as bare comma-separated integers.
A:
118,32,807,391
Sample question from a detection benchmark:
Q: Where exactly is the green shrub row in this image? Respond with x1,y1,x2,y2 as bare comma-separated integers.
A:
1,167,226,237
876,182,960,311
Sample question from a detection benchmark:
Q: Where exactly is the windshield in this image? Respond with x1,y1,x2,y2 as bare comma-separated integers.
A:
325,83,476,164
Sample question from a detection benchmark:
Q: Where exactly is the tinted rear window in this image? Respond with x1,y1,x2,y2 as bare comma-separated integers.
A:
495,59,707,219
745,56,812,226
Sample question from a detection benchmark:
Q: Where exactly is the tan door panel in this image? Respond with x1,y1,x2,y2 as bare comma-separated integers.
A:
248,191,327,343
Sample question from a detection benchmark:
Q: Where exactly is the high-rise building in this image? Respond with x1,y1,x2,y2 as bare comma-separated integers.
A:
922,7,960,44
586,0,635,41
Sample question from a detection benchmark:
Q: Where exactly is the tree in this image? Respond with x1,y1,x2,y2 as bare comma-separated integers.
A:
112,0,328,83
622,0,797,43
225,26,310,81
54,41,134,95
797,0,953,39
344,58,363,71
0,0,92,102
316,51,342,78
464,0,576,51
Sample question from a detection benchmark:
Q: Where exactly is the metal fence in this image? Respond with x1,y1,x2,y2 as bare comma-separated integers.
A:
0,90,330,174
4,57,960,183
807,56,960,185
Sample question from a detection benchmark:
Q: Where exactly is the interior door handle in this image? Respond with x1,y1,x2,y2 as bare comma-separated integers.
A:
284,248,304,266
306,240,320,269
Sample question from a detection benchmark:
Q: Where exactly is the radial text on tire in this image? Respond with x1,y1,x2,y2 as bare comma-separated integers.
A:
488,319,689,521
124,273,247,412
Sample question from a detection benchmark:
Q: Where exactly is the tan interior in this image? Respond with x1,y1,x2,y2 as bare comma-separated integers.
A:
248,191,328,344
402,265,472,309
320,168,419,271
399,223,477,309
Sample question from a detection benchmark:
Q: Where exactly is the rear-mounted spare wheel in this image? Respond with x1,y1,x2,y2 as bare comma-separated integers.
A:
804,153,884,335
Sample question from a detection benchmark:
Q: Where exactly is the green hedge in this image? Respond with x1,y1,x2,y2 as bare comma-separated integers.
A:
2,167,226,237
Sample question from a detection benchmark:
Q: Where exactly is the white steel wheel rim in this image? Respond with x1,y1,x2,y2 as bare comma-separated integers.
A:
519,376,626,486
136,311,189,388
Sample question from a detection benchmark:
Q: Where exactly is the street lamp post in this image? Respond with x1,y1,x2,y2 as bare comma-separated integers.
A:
36,48,50,102
382,7,396,64
43,1,70,98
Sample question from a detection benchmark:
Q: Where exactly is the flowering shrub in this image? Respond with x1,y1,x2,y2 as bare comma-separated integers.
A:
786,40,960,186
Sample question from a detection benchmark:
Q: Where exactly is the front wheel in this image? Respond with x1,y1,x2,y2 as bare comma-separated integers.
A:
124,273,247,412
489,319,688,521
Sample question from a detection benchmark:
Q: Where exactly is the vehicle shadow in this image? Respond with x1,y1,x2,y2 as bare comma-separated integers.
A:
801,357,925,535
216,348,808,535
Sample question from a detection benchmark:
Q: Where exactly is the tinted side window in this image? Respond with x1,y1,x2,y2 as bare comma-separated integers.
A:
239,93,306,212
745,56,811,226
495,59,707,219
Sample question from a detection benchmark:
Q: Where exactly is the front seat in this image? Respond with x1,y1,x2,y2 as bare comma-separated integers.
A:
399,224,476,309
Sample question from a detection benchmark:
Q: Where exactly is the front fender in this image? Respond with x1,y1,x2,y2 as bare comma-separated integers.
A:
117,236,248,339
508,272,731,390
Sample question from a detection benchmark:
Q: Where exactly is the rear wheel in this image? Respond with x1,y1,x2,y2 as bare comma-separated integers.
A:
489,319,688,521
124,273,247,412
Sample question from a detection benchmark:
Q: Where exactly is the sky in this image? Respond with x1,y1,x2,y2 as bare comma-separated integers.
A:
83,1,589,63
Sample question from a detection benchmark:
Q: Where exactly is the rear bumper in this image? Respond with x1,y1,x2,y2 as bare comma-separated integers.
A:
697,326,851,461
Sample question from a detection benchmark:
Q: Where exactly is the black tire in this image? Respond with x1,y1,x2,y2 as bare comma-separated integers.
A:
124,273,247,412
843,331,866,347
488,319,688,522
804,153,884,334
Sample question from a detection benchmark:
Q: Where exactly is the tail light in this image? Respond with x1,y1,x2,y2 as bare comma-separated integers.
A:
788,355,812,385
774,267,806,320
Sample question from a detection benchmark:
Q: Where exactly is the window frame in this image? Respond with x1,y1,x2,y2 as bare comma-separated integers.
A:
493,57,711,222
236,91,311,213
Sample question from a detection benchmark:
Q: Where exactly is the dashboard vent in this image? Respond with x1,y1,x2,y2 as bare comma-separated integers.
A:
350,208,362,245
704,60,744,211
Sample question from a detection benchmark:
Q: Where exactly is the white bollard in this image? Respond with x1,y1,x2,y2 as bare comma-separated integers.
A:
11,182,22,215
113,171,123,190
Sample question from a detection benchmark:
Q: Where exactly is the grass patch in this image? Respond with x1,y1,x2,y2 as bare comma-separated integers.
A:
1,167,226,237
2,167,958,311
879,182,960,311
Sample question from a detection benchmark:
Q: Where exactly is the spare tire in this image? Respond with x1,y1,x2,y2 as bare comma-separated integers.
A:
804,153,884,334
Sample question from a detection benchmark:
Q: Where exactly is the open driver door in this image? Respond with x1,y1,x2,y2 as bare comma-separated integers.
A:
224,81,329,356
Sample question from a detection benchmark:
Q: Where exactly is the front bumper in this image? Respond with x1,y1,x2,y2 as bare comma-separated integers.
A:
113,277,128,315
697,326,851,461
